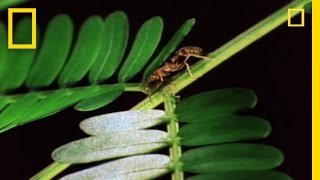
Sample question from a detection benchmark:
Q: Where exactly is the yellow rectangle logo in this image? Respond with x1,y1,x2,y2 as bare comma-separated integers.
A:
8,8,37,49
288,8,305,27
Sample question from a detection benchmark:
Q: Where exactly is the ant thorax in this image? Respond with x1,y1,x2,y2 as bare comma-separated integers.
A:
145,46,207,94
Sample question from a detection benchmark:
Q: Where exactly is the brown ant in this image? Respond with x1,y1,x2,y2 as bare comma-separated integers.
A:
145,46,209,94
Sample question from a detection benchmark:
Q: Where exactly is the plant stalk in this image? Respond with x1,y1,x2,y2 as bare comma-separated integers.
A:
30,162,70,180
132,0,309,110
31,0,309,179
163,94,183,180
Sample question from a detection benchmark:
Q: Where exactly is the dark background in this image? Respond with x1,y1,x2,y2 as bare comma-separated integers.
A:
0,0,311,179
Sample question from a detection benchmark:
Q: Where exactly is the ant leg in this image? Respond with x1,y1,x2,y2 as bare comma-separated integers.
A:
189,54,212,60
160,75,164,82
185,63,195,78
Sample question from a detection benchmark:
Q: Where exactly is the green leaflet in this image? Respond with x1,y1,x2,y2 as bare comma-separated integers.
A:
59,154,170,180
175,88,257,122
305,1,312,14
26,15,74,89
0,93,40,131
0,87,103,133
0,97,10,112
0,22,8,90
179,115,271,146
0,0,28,11
142,18,196,80
0,18,39,93
79,109,167,135
58,16,104,87
17,89,71,124
17,87,101,124
187,170,292,180
52,130,169,164
118,17,163,82
181,143,284,173
89,11,129,84
74,84,125,111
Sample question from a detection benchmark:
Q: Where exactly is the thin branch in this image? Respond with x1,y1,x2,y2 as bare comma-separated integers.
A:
163,94,183,180
132,0,308,110
30,0,309,179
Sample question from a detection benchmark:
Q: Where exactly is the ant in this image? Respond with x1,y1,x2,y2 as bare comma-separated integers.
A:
145,46,209,93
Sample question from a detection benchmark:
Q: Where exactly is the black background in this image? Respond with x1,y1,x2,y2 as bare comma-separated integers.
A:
0,0,311,179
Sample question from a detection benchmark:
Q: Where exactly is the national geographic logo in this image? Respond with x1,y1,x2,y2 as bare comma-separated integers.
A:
8,8,37,49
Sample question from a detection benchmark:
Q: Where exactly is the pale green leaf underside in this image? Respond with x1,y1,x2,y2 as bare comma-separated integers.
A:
187,170,292,180
60,154,170,180
52,130,169,163
79,109,167,135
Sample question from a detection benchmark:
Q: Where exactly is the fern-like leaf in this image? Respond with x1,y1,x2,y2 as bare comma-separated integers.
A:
0,11,194,133
50,88,292,180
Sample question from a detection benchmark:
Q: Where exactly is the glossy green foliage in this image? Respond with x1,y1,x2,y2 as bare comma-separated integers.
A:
304,1,312,14
74,84,125,111
179,115,271,146
0,0,28,11
0,97,10,112
173,88,291,179
181,143,284,173
0,23,8,84
0,93,40,131
26,15,73,88
187,170,293,180
0,11,194,133
58,16,105,87
0,18,39,92
89,11,129,84
118,17,163,82
175,88,257,122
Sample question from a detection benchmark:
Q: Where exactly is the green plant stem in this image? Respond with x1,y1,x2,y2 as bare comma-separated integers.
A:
30,162,70,180
132,0,309,110
163,94,183,180
31,1,309,179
